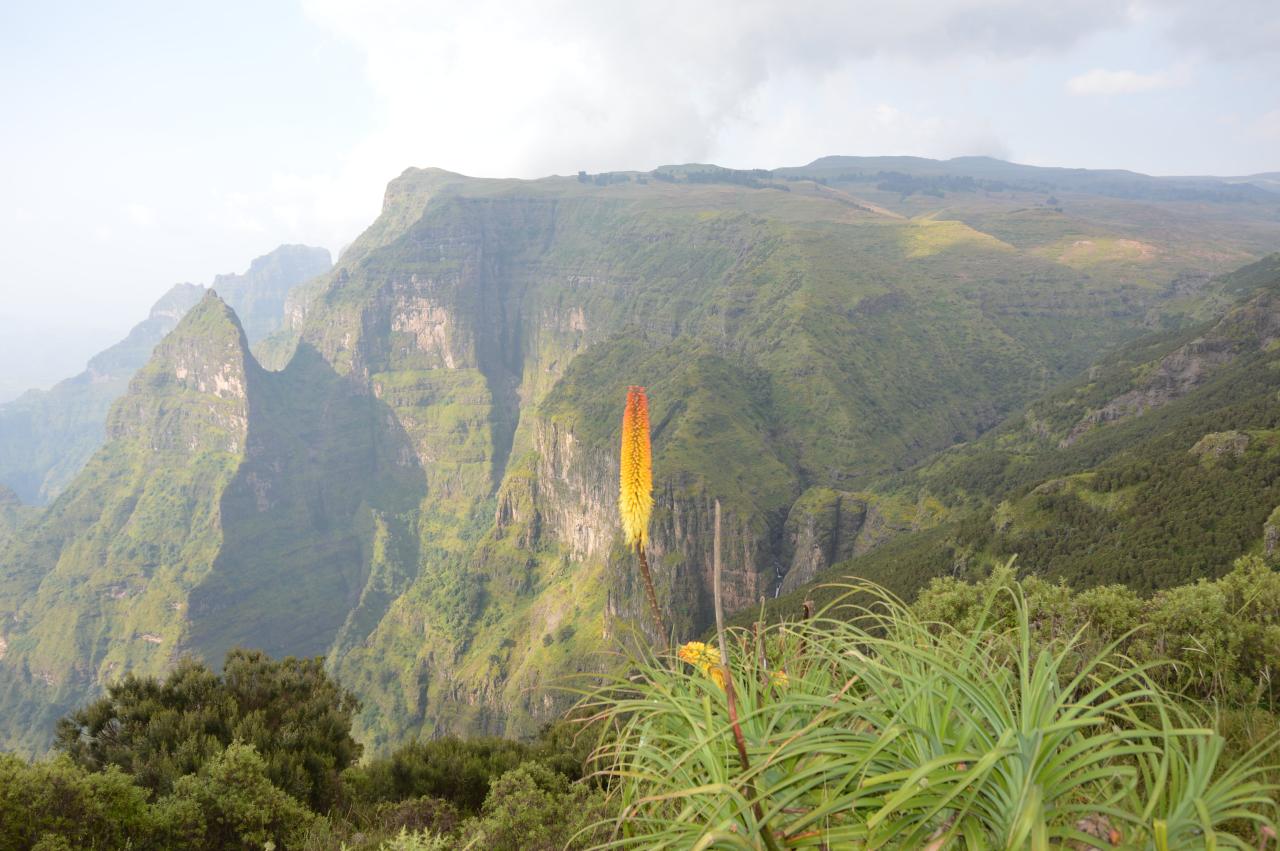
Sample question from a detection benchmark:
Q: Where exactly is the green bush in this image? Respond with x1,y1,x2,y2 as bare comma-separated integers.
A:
165,742,314,850
348,736,542,813
347,725,589,816
54,648,362,810
458,762,610,851
0,755,157,851
914,554,1280,705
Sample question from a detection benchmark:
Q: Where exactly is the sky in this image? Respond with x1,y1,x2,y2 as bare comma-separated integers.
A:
1,0,1278,399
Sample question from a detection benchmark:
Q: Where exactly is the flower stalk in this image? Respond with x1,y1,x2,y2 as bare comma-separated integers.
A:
619,386,665,635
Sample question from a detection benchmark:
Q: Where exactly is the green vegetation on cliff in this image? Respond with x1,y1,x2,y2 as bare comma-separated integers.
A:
765,253,1280,617
3,159,1280,759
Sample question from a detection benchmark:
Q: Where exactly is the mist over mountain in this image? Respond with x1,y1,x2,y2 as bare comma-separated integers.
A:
0,245,331,506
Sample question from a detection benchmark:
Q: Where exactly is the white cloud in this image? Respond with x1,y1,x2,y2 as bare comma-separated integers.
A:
263,0,1140,252
1066,67,1182,95
125,203,156,227
6,0,1279,397
1137,0,1280,59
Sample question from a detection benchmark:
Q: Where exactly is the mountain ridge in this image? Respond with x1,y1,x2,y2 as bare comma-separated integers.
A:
2,158,1280,755
0,244,331,505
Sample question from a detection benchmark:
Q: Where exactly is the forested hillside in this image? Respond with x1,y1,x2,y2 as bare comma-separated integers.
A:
2,158,1279,758
768,253,1280,616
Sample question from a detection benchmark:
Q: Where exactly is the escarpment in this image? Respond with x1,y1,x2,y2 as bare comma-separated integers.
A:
5,167,1268,755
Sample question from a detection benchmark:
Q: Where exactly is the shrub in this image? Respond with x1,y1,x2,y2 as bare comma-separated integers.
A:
348,736,541,813
165,742,314,849
914,555,1280,705
54,648,362,811
0,755,157,851
459,762,610,851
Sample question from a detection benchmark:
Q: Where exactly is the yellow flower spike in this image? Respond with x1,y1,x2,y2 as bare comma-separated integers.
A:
619,386,653,549
770,669,789,689
678,641,726,689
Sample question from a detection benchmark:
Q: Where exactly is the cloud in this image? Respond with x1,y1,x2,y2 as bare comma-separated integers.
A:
1066,67,1182,96
1137,0,1280,60
43,4,1280,268
264,0,1140,248
125,203,156,227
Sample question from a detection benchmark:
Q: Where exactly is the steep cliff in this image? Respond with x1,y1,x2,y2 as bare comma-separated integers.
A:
2,166,1276,754
0,294,256,752
0,245,330,505
275,169,1267,747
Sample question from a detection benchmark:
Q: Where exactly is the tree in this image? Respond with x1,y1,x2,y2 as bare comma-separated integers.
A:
54,648,361,810
165,743,314,850
0,755,157,851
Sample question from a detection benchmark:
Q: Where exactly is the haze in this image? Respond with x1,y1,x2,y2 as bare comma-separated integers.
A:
1,0,1277,399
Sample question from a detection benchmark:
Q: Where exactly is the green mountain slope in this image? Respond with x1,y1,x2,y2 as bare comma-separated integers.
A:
0,292,419,753
3,159,1279,755
0,245,330,505
0,486,34,552
765,253,1280,615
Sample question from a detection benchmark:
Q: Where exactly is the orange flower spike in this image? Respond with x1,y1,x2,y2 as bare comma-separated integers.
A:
619,386,653,548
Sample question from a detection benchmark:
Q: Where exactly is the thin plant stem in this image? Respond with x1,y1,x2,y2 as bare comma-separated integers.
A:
714,499,782,851
636,544,666,639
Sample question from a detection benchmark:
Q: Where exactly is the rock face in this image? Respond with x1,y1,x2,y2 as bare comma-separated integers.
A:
0,245,331,504
209,244,332,343
780,489,863,594
775,488,916,595
1,167,1264,755
1062,285,1280,446
1265,507,1280,557
1189,430,1252,461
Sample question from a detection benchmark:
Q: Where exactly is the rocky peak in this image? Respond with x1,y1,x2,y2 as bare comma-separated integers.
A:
211,245,332,343
105,291,256,451
148,283,207,323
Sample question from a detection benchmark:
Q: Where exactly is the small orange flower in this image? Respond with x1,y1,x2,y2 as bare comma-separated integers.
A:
619,386,653,548
770,670,790,688
678,641,726,689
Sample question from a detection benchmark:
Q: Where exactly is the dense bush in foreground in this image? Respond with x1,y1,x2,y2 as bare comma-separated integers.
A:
6,560,1280,848
914,555,1280,707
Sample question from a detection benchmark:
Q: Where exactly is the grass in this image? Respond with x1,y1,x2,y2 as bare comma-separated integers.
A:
586,578,1280,849
901,217,1015,258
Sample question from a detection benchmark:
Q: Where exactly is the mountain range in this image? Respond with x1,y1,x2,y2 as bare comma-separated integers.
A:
0,245,332,505
1,156,1279,755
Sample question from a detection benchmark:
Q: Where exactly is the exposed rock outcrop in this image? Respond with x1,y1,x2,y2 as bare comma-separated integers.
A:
777,488,910,595
1189,430,1251,461
1062,289,1280,446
